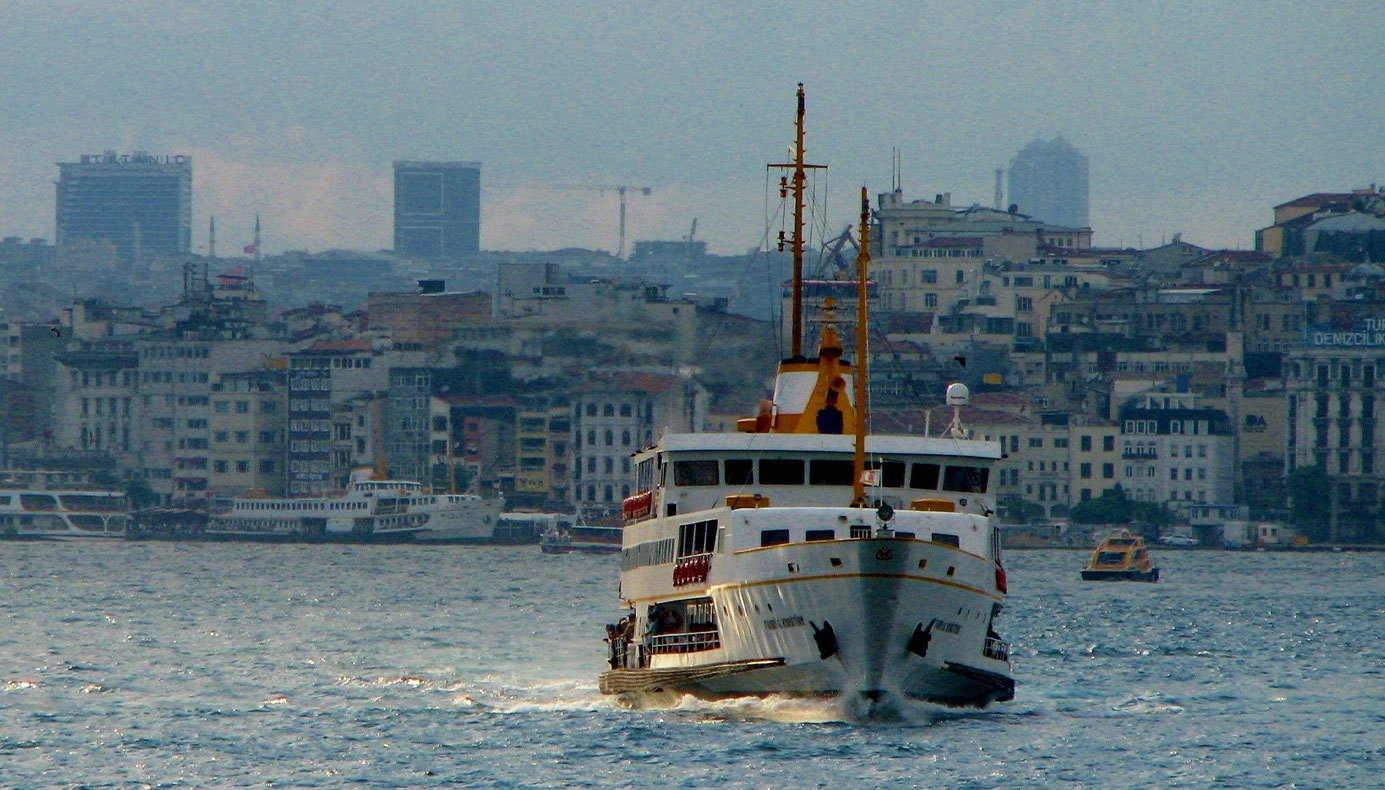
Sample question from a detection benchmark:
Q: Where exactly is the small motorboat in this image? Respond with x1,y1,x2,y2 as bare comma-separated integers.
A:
1081,530,1160,582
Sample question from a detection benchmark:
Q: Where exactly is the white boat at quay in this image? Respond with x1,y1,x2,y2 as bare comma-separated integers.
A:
599,86,1013,709
206,469,503,542
0,470,130,539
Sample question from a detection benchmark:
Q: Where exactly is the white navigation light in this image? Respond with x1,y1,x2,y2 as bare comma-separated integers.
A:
945,382,970,406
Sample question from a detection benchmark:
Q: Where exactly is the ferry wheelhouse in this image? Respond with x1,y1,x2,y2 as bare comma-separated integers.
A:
0,471,130,539
206,469,502,542
600,88,1013,708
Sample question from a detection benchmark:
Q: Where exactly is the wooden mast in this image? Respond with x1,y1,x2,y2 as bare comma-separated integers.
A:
851,187,872,507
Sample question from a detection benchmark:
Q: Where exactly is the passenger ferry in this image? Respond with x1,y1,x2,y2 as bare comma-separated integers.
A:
205,469,502,542
1081,530,1160,582
0,470,130,539
599,87,1014,709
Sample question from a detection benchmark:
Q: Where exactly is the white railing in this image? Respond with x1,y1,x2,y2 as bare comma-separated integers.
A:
648,630,721,654
984,637,1010,662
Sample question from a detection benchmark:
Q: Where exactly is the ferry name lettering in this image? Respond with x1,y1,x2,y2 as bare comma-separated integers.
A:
763,615,805,631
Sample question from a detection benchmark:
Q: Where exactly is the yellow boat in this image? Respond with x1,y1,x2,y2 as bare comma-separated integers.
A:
1081,530,1160,582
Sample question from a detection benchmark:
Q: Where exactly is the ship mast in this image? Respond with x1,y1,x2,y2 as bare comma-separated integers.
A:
851,187,871,508
770,83,825,358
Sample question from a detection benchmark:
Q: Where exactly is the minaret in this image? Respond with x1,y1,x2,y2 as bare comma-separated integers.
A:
253,214,262,264
208,215,216,259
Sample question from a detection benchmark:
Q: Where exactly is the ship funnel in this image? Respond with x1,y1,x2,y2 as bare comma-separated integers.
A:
946,382,970,406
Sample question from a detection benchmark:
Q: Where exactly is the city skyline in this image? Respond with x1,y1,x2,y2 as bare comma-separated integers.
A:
0,2,1380,257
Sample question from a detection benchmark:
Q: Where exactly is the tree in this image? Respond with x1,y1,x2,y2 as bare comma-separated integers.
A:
1070,486,1178,529
998,495,1045,524
124,477,159,511
1286,465,1330,542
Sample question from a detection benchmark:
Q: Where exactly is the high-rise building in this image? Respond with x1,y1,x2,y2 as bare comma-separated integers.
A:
1007,137,1089,229
393,160,481,258
55,151,192,263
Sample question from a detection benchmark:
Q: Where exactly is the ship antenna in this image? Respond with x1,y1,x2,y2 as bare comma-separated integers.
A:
851,187,871,508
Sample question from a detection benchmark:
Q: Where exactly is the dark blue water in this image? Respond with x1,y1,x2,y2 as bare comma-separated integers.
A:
2,543,1382,788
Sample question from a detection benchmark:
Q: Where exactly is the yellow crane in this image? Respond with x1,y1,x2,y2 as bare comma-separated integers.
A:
498,183,652,259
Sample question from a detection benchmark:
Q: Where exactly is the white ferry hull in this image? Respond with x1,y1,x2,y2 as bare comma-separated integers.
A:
608,535,1012,707
411,499,505,543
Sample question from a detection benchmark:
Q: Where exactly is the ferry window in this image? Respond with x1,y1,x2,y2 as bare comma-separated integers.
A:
759,459,804,485
867,461,906,487
678,519,717,556
909,463,940,489
724,459,754,485
931,532,960,547
673,460,719,486
809,460,854,486
942,465,989,493
760,529,790,547
806,529,835,541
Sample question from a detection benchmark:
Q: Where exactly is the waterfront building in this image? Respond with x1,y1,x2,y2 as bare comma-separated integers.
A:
1285,293,1385,541
570,372,706,519
56,152,192,264
1007,137,1089,230
393,160,481,258
1116,391,1236,527
208,371,287,498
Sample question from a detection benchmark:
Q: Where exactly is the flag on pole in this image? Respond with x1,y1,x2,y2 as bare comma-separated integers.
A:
860,468,880,486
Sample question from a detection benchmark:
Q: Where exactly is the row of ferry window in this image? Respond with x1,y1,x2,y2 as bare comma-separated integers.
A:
620,524,964,571
621,519,719,571
669,459,989,493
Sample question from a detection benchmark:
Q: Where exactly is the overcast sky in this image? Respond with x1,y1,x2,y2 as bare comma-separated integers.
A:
1,2,1379,258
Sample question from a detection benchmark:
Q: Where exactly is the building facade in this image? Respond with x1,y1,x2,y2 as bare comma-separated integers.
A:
393,160,481,258
56,152,192,263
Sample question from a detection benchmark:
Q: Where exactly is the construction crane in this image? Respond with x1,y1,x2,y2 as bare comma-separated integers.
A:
497,183,652,259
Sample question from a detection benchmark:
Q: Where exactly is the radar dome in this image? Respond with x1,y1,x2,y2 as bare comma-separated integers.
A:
945,382,970,406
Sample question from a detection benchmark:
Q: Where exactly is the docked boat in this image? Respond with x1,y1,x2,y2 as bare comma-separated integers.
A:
540,522,623,554
205,469,502,542
0,470,130,539
598,86,1014,709
1081,530,1160,581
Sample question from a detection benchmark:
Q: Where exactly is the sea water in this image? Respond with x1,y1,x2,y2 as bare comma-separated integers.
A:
1,542,1382,789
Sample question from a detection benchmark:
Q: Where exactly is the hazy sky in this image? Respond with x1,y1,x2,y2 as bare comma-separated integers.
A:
1,2,1380,258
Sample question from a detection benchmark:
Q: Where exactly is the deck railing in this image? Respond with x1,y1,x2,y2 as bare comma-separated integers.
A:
984,636,1011,662
648,630,721,655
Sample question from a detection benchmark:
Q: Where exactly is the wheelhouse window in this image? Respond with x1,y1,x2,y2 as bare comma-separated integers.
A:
759,459,805,485
724,459,754,485
809,459,854,486
866,461,906,487
760,528,790,547
942,465,990,493
909,462,940,489
805,529,835,541
673,460,719,486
